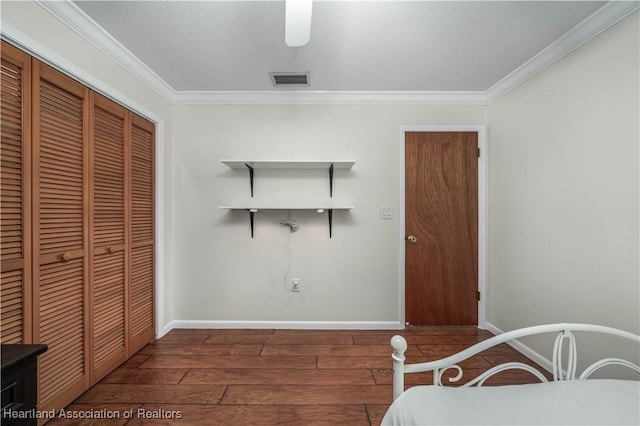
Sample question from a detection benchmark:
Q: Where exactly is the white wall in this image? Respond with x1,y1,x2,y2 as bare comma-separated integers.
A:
1,1,176,331
1,1,488,330
171,105,486,325
6,0,637,354
487,12,639,373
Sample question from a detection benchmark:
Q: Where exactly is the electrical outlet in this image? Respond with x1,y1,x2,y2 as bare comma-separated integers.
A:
291,278,301,292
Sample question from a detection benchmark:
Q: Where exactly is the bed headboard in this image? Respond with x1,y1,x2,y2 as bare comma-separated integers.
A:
391,323,640,401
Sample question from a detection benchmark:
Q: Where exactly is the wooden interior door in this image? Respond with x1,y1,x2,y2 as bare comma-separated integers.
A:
128,113,155,354
405,131,478,326
89,93,128,382
0,41,32,345
32,60,90,410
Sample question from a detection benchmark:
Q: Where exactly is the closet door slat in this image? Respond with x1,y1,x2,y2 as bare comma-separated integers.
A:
33,60,90,412
0,269,24,343
38,259,85,402
90,94,128,382
128,114,155,354
0,41,31,345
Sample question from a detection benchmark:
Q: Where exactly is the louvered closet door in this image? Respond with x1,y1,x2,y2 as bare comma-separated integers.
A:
90,93,128,382
128,113,155,354
32,60,90,411
0,41,31,345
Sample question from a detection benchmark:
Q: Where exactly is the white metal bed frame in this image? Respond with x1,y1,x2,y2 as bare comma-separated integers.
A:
391,323,640,401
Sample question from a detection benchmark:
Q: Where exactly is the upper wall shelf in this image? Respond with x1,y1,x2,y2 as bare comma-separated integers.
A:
220,160,355,197
221,160,355,170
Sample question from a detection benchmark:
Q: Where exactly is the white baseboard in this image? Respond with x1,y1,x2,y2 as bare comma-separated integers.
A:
157,322,173,339
164,320,403,332
485,321,554,373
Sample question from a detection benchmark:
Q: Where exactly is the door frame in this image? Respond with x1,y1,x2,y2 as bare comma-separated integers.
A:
399,125,486,328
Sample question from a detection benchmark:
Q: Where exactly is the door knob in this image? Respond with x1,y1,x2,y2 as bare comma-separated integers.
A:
407,235,417,243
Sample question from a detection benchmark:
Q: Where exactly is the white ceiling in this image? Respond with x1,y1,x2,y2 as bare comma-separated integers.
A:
71,0,610,94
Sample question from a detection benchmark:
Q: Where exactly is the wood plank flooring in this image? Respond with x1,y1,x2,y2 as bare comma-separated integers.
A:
50,327,549,425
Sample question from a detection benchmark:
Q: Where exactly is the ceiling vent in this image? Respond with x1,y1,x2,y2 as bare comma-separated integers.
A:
270,72,310,88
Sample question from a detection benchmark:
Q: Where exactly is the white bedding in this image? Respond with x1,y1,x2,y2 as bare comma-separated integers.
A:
381,379,640,425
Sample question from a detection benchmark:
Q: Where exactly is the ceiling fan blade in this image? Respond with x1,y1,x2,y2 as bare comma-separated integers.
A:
285,0,313,47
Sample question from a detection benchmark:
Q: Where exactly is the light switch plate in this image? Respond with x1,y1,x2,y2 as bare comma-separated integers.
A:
380,205,393,219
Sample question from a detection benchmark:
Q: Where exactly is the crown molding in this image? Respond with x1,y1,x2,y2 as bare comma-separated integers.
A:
171,90,488,106
0,22,164,126
485,1,640,104
35,0,176,102
29,0,640,106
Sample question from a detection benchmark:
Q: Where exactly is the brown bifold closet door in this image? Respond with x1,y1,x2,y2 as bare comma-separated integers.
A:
32,59,91,412
1,42,156,412
128,113,155,354
89,93,128,383
0,41,32,345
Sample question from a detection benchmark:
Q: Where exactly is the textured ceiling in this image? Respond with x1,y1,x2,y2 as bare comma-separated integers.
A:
73,1,606,92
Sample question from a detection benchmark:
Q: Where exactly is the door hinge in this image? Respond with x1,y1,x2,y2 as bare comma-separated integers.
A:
477,147,481,158
477,291,481,301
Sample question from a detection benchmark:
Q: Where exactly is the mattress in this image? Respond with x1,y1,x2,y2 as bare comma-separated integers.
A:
381,379,640,425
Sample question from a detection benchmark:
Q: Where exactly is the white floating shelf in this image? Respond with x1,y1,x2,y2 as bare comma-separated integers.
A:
220,160,355,170
221,160,355,197
219,205,354,211
219,205,354,238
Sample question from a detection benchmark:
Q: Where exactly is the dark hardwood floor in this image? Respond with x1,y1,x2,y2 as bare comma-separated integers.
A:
50,327,547,425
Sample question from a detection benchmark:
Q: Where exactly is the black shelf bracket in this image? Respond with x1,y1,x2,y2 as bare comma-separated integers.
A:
248,209,255,238
243,208,336,238
244,163,255,197
329,163,334,197
243,162,338,198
